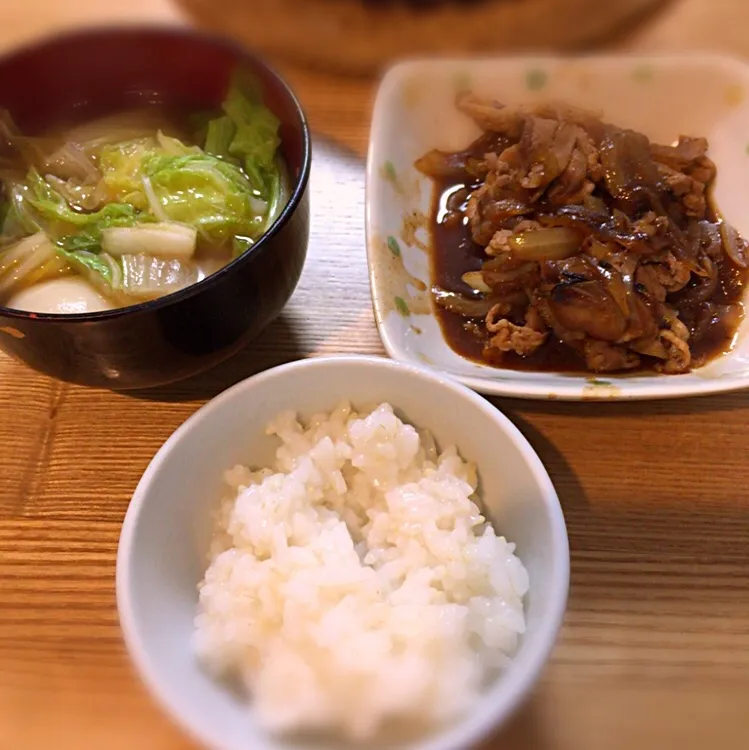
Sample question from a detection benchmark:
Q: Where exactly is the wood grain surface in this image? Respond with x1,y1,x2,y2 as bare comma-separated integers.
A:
1,2,749,750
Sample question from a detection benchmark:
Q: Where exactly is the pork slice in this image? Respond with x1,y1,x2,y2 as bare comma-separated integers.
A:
654,313,691,373
456,93,525,139
518,118,578,190
484,317,547,357
650,136,709,170
657,162,707,218
547,144,589,204
635,263,667,302
687,155,716,185
600,125,661,201
641,252,692,293
531,101,606,141
583,340,641,372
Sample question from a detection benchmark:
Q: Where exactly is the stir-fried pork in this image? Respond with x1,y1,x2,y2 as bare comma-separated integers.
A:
417,94,749,373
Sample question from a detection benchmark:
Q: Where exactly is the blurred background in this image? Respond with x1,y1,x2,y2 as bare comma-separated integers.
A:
2,0,748,159
5,0,749,68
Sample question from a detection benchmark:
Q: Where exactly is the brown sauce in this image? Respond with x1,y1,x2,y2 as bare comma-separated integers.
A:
428,177,749,374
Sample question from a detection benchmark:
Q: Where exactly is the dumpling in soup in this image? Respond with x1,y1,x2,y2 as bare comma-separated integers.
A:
7,277,111,314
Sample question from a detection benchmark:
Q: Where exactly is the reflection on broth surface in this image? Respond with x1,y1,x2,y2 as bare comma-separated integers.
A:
0,73,288,314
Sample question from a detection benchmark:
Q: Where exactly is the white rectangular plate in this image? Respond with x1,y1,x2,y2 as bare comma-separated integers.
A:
366,56,749,400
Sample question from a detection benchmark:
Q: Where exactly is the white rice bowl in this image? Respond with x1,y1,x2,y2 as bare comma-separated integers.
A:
193,401,529,741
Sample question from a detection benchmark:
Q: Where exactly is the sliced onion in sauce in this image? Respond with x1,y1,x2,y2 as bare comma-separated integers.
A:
508,228,583,261
675,258,718,306
720,221,749,268
433,287,528,318
414,149,472,180
482,262,536,286
587,239,614,262
599,253,637,318
583,194,609,216
461,271,493,294
600,268,631,317
432,288,499,317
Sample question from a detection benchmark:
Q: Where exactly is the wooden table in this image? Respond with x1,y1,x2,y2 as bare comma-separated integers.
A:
1,2,749,749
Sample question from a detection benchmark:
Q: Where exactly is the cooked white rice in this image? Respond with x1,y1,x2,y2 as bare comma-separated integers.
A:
193,402,528,740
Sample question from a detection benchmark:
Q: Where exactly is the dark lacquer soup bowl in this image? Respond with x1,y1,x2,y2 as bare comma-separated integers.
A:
0,26,310,389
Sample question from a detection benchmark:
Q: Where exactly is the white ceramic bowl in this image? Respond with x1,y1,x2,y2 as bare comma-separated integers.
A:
116,355,569,750
366,55,749,400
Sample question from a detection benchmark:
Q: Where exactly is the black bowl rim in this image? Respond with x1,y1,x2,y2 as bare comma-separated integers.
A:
0,24,312,324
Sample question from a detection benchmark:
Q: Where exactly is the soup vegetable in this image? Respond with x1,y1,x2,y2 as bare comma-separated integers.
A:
0,74,287,314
